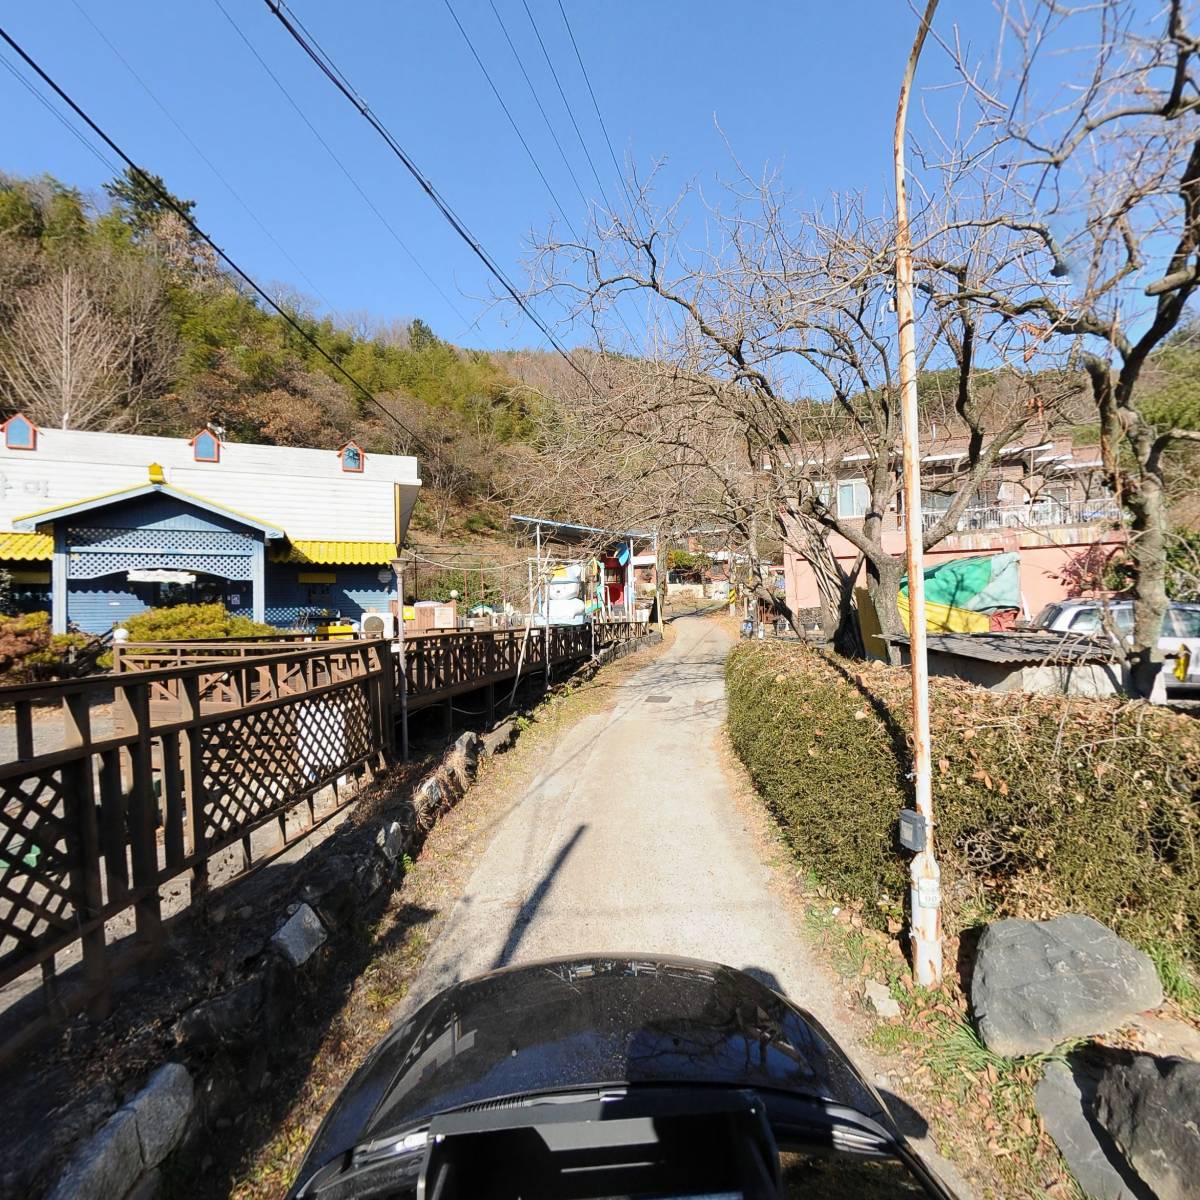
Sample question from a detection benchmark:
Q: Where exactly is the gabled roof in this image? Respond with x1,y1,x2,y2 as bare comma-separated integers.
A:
13,482,286,539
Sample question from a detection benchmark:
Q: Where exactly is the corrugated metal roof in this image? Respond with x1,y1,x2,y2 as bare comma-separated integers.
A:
271,540,398,565
889,631,1120,664
0,531,52,560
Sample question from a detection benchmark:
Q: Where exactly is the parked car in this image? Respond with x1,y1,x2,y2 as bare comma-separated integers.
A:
287,955,957,1199
1029,598,1200,692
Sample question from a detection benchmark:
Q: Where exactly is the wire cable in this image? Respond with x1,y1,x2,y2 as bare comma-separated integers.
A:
0,22,442,462
553,0,641,221
0,51,120,176
486,0,590,213
210,0,475,334
519,0,616,215
441,0,579,240
262,0,591,387
70,0,336,314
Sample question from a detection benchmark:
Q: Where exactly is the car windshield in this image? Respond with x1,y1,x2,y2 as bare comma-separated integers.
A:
1168,606,1200,637
1032,604,1061,628
1066,605,1132,633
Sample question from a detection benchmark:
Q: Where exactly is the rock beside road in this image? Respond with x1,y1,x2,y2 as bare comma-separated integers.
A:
1035,1061,1146,1200
1096,1053,1200,1200
971,915,1162,1056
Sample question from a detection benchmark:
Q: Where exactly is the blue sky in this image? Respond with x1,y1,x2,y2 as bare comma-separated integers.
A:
2,2,1002,351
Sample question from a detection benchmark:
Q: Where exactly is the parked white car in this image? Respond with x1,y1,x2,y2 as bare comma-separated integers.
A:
1030,598,1200,694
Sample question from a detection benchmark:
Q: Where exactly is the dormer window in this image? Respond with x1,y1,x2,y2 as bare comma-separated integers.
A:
3,414,37,451
339,441,364,473
191,429,221,463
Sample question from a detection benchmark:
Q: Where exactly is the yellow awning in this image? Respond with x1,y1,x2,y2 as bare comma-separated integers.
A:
271,540,398,566
0,531,53,561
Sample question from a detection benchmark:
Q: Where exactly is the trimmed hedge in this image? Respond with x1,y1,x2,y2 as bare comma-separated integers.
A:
120,602,275,642
726,640,1200,966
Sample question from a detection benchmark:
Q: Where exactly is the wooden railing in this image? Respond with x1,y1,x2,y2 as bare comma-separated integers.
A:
0,620,651,1060
0,640,392,1061
112,634,336,673
401,620,643,708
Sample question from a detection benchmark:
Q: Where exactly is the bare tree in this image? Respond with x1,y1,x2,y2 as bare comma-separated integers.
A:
529,172,1074,654
88,246,179,417
0,266,125,429
926,0,1200,695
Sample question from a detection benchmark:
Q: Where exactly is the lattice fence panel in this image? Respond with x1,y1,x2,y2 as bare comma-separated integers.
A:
68,527,251,553
0,771,75,968
198,684,374,842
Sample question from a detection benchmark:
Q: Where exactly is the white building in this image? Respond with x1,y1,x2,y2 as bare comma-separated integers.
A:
0,414,422,633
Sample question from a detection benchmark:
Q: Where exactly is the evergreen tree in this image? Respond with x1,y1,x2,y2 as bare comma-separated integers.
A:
103,167,195,240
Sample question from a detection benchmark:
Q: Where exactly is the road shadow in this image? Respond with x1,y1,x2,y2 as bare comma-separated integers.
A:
491,824,588,970
877,1088,929,1140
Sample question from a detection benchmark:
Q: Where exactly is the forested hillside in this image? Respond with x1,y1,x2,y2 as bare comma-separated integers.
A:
0,169,541,538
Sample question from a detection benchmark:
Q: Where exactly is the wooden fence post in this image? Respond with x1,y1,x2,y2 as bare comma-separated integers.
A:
113,680,163,954
179,674,209,902
60,688,110,1018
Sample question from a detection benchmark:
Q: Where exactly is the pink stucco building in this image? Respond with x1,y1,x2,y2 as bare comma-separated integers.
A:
782,435,1124,622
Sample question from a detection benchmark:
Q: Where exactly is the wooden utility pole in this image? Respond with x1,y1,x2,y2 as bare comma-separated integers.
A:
895,0,942,987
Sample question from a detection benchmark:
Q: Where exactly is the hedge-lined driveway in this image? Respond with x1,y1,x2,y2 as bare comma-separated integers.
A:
402,616,819,1008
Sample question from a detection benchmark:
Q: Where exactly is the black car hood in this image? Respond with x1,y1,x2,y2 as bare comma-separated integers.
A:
295,955,886,1188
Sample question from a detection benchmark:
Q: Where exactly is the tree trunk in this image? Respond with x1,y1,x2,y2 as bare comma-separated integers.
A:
1126,478,1169,700
867,556,905,665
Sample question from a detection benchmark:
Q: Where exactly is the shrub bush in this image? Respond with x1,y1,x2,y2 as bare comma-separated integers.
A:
0,611,92,684
726,640,1200,967
120,602,276,642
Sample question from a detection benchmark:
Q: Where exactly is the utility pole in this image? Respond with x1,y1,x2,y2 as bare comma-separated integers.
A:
894,0,942,987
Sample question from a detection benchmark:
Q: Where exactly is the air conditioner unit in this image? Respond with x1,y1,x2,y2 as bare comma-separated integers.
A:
360,612,396,638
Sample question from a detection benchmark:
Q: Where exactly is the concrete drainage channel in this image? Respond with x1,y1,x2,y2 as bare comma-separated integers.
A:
20,634,659,1200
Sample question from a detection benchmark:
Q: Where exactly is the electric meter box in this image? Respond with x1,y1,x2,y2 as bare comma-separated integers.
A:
898,808,928,852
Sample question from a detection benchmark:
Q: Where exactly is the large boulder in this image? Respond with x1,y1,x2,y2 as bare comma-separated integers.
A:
1035,1062,1146,1200
123,1063,194,1169
971,915,1162,1056
1095,1053,1200,1200
45,1108,141,1200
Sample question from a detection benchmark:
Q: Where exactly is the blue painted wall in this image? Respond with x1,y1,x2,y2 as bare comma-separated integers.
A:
266,566,394,627
68,580,153,631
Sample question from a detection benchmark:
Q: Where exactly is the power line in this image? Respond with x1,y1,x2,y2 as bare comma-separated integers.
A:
479,0,641,349
209,0,476,335
70,0,337,315
0,22,441,463
262,0,591,387
486,0,591,213
0,51,120,176
441,0,578,240
553,0,641,221
519,0,616,215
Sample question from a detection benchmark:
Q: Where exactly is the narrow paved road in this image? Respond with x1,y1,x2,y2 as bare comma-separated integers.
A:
399,614,968,1191
405,615,809,998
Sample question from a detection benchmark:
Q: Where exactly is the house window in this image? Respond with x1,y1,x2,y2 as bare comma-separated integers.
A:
837,479,870,519
340,442,364,473
3,414,37,451
191,429,221,463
